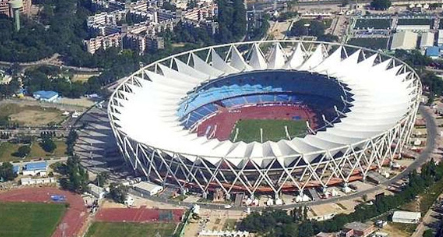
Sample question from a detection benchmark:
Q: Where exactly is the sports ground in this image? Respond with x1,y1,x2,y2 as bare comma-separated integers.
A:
86,222,177,237
94,206,185,223
230,119,307,143
90,207,184,237
0,202,66,237
0,187,88,237
196,104,316,142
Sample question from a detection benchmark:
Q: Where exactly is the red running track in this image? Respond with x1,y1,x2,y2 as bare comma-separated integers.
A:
196,104,319,141
95,206,185,223
0,187,87,237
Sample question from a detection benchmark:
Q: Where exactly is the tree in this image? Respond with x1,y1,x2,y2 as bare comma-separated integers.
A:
291,19,310,36
109,183,128,203
298,221,314,237
14,145,31,157
423,229,434,237
187,0,197,9
162,1,176,11
309,21,326,37
66,130,78,155
95,172,109,187
281,223,298,237
215,0,246,43
317,34,339,42
0,162,16,181
60,156,89,193
362,194,368,202
40,137,57,153
429,3,442,9
238,161,443,237
276,12,298,22
370,0,391,10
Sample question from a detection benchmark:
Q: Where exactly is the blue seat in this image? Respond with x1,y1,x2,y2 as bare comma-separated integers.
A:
176,70,350,127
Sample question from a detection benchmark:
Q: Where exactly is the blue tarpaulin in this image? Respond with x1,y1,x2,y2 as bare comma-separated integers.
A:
51,195,66,202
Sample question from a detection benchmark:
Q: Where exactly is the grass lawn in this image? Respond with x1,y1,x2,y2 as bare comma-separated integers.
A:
223,219,237,230
323,19,333,28
29,140,67,158
0,202,66,237
230,119,307,143
0,142,21,162
354,18,392,29
0,140,67,162
347,37,388,50
86,222,177,237
399,177,443,215
389,222,417,235
71,73,100,83
397,18,432,26
419,178,443,215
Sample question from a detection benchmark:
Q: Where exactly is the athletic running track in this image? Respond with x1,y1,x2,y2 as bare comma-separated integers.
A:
95,206,185,223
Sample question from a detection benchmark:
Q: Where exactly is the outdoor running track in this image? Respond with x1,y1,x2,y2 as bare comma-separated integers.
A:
0,187,87,237
196,104,318,140
95,206,185,223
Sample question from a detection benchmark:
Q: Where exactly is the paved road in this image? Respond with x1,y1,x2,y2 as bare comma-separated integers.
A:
129,105,440,211
0,54,60,67
412,194,442,237
411,105,442,237
0,53,100,73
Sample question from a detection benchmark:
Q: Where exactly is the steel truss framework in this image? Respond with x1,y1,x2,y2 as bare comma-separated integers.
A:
108,40,422,198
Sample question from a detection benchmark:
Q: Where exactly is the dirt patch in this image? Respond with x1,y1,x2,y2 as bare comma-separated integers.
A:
10,110,63,126
72,73,99,83
383,223,416,237
57,97,95,108
0,103,64,126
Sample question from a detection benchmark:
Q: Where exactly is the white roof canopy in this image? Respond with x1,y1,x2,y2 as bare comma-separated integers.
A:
110,41,420,168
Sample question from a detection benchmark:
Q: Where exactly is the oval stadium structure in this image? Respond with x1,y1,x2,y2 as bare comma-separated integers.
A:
108,40,422,199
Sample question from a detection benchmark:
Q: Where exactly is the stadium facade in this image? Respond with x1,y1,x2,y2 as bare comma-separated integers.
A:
108,40,422,199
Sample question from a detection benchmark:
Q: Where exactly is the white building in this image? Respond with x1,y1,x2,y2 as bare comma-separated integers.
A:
396,20,431,31
22,161,47,176
124,195,134,206
21,177,56,186
438,30,443,45
391,31,418,50
420,32,434,49
88,183,106,199
0,70,12,84
87,11,125,27
310,213,335,221
392,211,421,224
84,33,122,54
192,204,200,214
132,181,163,196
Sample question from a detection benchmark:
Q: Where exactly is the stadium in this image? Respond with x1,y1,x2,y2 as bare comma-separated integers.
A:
108,40,422,200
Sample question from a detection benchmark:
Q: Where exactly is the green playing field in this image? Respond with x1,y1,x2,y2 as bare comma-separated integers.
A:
86,222,178,237
229,119,307,143
0,202,66,237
